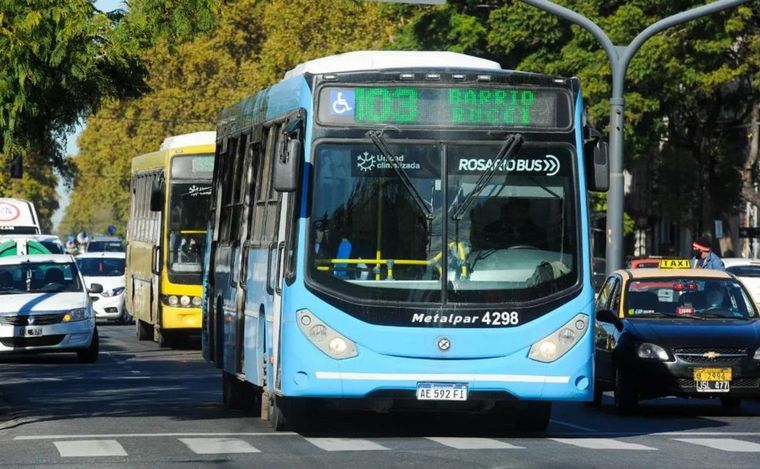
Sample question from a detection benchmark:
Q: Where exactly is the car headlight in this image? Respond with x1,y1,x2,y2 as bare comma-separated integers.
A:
528,314,589,363
297,309,357,359
753,348,760,360
637,342,670,361
102,287,125,297
63,308,89,322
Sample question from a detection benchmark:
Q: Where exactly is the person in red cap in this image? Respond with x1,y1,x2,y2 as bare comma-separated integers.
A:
691,236,725,270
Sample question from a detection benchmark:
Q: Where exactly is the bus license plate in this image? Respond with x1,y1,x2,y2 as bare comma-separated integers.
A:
696,381,730,393
416,382,468,401
24,327,43,337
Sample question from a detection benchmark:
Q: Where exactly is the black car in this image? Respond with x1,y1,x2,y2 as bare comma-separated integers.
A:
594,267,760,412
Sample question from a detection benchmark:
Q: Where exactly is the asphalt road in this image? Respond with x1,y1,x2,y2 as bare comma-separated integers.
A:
2,324,760,468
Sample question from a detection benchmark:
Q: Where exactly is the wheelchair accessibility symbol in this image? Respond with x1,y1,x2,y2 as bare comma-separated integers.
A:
330,89,354,116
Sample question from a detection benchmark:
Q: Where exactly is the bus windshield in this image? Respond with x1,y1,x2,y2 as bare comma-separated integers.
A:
308,141,579,304
168,155,214,283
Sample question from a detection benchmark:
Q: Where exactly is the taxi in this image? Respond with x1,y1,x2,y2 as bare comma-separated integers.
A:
593,259,760,412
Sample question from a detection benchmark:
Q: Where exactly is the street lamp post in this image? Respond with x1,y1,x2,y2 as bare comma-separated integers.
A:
520,0,749,274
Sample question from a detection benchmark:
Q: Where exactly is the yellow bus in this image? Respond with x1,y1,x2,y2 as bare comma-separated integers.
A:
126,131,216,347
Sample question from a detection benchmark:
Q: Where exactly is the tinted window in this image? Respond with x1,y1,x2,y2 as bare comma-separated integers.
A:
0,262,82,293
76,258,125,277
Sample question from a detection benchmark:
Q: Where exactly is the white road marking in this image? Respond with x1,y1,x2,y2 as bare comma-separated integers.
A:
551,438,657,450
427,437,523,450
16,432,297,440
305,437,389,451
179,438,260,454
550,419,597,432
674,438,760,452
54,440,127,457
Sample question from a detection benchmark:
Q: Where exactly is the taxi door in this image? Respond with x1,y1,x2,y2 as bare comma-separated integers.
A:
594,274,623,392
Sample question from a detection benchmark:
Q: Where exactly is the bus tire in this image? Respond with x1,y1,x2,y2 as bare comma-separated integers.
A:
77,328,99,363
514,402,551,434
270,396,309,431
136,319,152,341
223,371,247,409
154,327,173,348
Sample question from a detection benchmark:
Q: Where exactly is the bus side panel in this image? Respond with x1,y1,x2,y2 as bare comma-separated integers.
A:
127,239,156,324
242,246,275,388
213,244,235,372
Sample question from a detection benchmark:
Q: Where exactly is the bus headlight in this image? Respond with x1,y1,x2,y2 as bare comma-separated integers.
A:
180,295,191,306
528,314,588,363
297,309,357,360
192,296,202,307
167,295,179,306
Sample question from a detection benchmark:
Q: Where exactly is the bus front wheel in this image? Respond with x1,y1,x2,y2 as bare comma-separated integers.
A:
270,396,309,431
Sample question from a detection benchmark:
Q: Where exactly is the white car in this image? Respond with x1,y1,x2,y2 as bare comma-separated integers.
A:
723,257,760,305
76,252,128,323
0,254,99,362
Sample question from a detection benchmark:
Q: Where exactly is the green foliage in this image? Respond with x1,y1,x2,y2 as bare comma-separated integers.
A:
61,0,395,235
0,0,147,228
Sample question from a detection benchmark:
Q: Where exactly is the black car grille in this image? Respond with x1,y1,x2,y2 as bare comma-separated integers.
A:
674,347,748,364
677,378,760,389
0,335,65,347
0,314,65,326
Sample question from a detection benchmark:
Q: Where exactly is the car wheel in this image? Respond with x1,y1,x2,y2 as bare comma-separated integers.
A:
614,368,637,413
77,328,99,363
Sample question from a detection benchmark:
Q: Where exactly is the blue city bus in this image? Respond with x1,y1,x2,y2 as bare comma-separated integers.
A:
202,51,608,432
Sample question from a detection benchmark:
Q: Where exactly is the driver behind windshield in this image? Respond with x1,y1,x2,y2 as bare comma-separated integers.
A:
480,198,548,249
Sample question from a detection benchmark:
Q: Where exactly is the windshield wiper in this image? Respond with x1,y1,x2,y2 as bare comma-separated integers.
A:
367,130,434,220
451,133,524,221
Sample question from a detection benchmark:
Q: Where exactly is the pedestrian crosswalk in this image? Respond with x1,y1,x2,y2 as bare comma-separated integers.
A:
22,434,760,458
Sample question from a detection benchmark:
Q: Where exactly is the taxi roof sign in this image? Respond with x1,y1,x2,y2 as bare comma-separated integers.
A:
659,259,691,269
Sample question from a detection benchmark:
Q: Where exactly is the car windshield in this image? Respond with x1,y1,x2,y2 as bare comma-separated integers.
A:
308,141,579,304
726,265,760,278
76,257,125,277
0,261,82,294
624,277,757,320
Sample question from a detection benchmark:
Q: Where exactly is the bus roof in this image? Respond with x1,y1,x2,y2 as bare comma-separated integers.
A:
283,50,501,80
132,132,216,173
159,131,216,151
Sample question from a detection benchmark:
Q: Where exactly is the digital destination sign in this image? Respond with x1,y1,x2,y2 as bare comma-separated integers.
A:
318,86,570,129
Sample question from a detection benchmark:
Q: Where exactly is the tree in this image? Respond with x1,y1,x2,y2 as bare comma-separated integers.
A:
60,0,397,235
395,0,759,253
0,0,148,229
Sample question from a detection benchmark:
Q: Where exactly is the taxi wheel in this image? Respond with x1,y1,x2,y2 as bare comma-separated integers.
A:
614,369,638,413
77,328,99,363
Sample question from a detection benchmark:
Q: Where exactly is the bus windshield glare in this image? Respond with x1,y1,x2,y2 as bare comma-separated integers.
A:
308,141,579,304
168,154,214,282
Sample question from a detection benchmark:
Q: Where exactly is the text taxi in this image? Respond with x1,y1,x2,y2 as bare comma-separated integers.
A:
593,260,760,412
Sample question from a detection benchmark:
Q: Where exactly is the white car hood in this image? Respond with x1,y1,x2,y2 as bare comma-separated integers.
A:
0,292,87,314
82,276,124,292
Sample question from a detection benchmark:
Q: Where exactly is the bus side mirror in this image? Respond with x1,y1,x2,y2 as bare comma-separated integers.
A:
585,140,609,192
10,155,23,179
150,183,165,211
273,138,302,192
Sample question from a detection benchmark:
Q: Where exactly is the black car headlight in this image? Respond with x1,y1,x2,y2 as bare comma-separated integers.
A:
754,348,760,360
637,342,670,361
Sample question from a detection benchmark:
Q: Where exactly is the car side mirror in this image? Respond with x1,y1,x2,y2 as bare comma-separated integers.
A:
595,308,622,331
88,283,103,294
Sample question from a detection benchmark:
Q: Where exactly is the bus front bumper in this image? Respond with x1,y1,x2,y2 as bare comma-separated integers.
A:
162,306,201,329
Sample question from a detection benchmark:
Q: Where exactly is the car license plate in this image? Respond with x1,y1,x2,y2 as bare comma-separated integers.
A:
693,368,732,381
416,382,468,401
696,380,730,392
24,326,43,337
